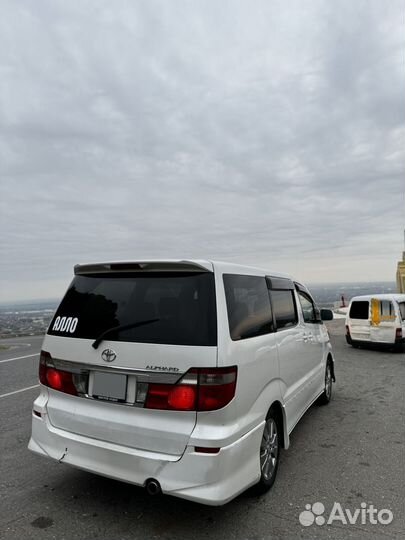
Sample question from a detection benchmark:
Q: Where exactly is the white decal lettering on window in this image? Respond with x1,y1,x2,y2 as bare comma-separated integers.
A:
52,316,78,333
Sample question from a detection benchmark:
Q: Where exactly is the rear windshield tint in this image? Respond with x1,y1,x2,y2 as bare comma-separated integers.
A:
48,272,217,346
349,301,369,320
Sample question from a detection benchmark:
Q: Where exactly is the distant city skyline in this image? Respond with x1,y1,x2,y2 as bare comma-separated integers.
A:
0,280,397,308
1,0,404,302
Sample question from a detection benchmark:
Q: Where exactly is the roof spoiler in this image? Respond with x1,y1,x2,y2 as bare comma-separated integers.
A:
74,260,213,275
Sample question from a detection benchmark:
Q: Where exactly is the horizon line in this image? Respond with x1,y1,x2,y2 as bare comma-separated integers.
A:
0,280,397,306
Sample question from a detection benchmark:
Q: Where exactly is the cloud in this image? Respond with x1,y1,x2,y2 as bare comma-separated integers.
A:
0,0,404,301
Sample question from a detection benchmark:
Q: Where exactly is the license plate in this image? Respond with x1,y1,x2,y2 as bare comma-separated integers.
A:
92,371,127,402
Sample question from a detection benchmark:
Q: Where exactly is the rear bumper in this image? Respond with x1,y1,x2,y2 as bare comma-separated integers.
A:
29,412,263,506
347,336,405,350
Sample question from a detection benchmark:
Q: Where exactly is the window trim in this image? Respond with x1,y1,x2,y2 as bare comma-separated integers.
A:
266,275,295,291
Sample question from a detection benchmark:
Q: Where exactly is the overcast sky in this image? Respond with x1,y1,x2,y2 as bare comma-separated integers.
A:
1,0,404,302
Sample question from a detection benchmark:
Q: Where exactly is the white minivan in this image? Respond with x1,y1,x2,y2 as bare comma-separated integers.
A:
29,260,335,505
346,294,405,352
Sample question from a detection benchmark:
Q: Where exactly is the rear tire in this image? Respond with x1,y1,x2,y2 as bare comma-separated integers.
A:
394,343,405,353
318,361,333,405
252,410,280,494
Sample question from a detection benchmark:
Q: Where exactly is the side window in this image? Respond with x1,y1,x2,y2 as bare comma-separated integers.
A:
270,290,298,330
223,274,274,340
349,301,369,320
399,302,405,321
298,291,316,323
380,300,395,320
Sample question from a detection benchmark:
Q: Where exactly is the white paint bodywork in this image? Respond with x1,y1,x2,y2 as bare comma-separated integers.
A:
346,294,405,345
29,259,335,505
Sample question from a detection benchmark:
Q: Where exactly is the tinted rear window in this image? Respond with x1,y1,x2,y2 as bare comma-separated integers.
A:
223,274,274,340
48,272,217,346
349,301,369,320
270,290,298,330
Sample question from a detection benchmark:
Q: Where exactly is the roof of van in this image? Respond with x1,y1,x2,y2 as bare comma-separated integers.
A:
350,294,405,302
74,259,294,280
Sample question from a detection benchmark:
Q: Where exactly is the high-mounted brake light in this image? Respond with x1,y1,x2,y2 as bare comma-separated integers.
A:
144,366,237,411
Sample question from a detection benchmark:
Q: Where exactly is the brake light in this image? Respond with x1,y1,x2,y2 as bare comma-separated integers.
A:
396,328,402,339
346,325,351,337
145,384,196,410
46,368,63,390
145,367,237,411
168,385,196,410
39,350,78,396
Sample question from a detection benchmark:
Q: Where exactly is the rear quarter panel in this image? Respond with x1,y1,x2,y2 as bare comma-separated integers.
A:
207,266,283,446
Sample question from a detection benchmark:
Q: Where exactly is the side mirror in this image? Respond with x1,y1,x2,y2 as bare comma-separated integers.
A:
320,308,334,321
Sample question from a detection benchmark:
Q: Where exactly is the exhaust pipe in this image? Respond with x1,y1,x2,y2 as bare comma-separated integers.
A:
145,478,162,496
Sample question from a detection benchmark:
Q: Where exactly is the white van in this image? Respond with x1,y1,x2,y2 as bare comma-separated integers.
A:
346,294,405,352
29,260,335,505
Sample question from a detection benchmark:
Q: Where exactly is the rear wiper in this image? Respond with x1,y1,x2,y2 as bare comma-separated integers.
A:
92,318,160,349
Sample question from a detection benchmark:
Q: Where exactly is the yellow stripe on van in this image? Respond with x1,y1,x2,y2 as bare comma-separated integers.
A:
370,298,381,326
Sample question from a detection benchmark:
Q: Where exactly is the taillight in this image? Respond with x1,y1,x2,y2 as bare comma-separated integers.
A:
144,367,237,412
39,350,79,396
346,325,351,337
194,367,237,411
46,368,63,390
168,385,196,410
145,383,196,410
395,328,402,340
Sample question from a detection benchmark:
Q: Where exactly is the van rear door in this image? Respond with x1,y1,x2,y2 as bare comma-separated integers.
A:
348,300,370,341
42,263,217,457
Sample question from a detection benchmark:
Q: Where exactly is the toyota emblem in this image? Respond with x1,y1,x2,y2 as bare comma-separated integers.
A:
101,348,117,363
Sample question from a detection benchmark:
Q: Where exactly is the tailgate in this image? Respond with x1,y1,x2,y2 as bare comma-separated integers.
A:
43,335,217,457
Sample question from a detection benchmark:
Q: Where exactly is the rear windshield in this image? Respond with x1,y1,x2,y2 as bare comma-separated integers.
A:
349,301,369,320
48,272,217,346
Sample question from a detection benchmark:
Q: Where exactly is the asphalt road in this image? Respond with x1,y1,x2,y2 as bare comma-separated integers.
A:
0,322,404,540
